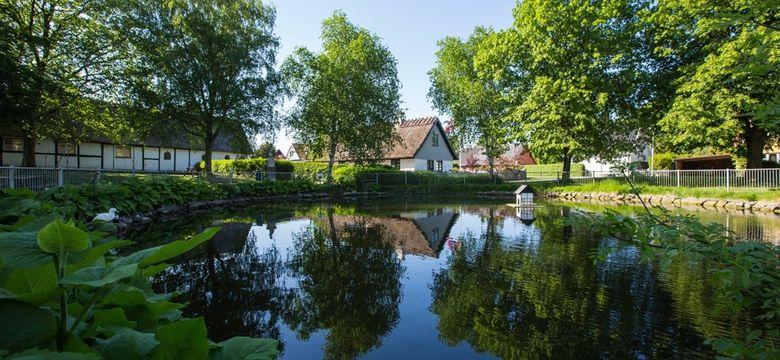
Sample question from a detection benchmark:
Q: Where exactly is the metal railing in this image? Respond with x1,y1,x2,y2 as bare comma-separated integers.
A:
3,166,780,191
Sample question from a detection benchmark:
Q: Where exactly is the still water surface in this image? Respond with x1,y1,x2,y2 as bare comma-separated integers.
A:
134,199,780,359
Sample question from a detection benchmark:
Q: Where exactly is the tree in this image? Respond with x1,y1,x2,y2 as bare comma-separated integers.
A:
253,142,276,159
650,1,779,168
429,28,510,177
479,0,649,180
119,0,282,172
0,0,128,166
282,11,403,183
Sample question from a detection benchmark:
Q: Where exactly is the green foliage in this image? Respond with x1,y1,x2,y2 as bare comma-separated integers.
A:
474,0,650,178
118,0,282,172
0,0,136,166
37,176,317,220
523,163,585,177
582,207,780,358
195,158,295,173
0,216,279,358
429,28,511,174
651,153,678,170
282,11,403,182
651,0,779,168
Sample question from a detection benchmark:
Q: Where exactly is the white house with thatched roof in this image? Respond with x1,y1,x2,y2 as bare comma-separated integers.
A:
286,117,458,172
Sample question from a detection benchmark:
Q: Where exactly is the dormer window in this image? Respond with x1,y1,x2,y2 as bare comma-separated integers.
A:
432,132,439,147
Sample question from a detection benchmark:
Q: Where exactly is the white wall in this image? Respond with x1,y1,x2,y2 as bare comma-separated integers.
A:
415,125,455,161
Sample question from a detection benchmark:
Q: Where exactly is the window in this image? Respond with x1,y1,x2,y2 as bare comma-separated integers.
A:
115,145,131,159
3,137,23,152
57,142,76,155
435,160,443,172
391,159,400,169
224,155,231,160
427,160,434,171
771,154,778,163
163,151,172,160
432,133,439,147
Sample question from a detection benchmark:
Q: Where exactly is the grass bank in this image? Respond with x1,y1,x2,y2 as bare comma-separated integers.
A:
540,179,780,201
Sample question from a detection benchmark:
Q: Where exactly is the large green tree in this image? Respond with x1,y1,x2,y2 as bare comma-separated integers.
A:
119,0,282,172
282,11,403,182
429,28,511,176
479,0,649,180
0,0,128,166
651,0,779,168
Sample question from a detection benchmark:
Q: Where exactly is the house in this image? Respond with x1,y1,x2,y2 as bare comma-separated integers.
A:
286,116,458,172
460,144,536,172
286,143,308,161
0,130,249,171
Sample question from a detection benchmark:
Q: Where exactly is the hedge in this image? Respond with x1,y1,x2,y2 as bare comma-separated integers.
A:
523,163,585,176
196,158,295,172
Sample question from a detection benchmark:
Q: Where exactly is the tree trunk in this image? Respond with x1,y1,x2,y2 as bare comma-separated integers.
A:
326,144,336,184
745,123,767,169
22,132,37,167
204,135,215,173
487,156,495,178
561,148,572,182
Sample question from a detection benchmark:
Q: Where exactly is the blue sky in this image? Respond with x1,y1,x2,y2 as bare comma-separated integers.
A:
268,0,516,149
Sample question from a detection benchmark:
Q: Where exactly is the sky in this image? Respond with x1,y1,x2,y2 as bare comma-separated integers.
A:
267,0,516,151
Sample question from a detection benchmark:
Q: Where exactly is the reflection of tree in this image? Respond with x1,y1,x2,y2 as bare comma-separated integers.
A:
153,223,289,345
431,207,714,359
283,209,404,359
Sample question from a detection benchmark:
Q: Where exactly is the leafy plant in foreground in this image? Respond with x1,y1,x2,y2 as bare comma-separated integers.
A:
0,216,279,359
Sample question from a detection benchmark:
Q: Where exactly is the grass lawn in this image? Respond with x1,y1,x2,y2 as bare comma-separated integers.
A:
542,179,780,202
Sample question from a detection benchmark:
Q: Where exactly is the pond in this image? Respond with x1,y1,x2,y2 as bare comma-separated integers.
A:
129,199,780,359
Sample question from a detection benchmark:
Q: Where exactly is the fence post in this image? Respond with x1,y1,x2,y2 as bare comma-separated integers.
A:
376,173,379,185
58,168,64,187
229,170,234,183
404,172,408,185
96,169,101,183
676,169,680,187
725,169,730,191
9,166,15,189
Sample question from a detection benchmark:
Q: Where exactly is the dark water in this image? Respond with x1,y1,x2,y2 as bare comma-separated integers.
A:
137,199,778,359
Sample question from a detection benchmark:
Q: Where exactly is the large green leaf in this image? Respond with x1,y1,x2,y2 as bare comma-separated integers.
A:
95,327,159,360
0,231,52,269
153,318,209,360
92,308,137,328
60,264,138,287
0,299,57,352
1,264,59,305
114,227,219,268
209,337,279,360
36,220,89,254
70,240,133,271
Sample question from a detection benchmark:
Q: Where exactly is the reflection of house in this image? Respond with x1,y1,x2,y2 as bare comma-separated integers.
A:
0,129,248,170
322,210,459,258
460,144,536,172
285,117,458,172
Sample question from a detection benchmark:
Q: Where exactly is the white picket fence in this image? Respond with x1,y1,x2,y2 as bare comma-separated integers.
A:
535,169,780,190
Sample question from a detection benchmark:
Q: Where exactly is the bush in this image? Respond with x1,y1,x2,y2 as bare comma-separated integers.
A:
523,163,585,176
196,158,295,173
652,152,678,170
39,175,318,220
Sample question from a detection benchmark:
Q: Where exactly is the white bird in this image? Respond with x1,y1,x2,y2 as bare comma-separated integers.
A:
93,208,118,222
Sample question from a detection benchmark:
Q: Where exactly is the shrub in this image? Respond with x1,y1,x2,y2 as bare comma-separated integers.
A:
652,152,678,170
196,158,295,173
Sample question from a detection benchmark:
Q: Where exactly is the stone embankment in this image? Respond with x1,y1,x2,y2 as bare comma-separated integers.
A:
544,191,780,214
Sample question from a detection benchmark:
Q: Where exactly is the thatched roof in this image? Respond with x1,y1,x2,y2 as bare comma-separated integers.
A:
290,116,457,161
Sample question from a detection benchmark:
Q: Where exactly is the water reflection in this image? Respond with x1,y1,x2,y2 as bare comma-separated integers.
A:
146,200,775,359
